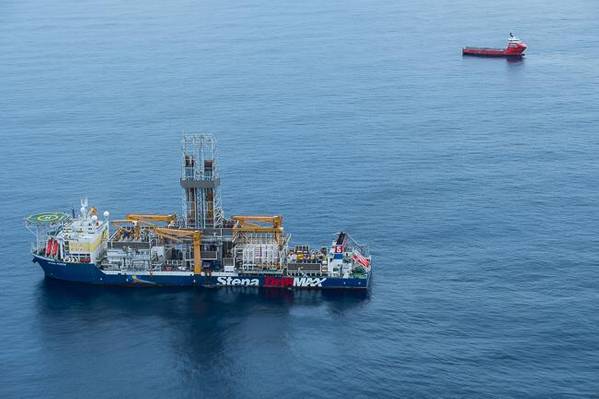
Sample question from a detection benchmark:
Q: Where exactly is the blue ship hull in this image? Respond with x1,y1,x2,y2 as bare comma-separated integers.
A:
33,256,370,289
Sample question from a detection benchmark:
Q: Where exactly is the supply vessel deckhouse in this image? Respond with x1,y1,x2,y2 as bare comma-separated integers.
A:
26,135,372,289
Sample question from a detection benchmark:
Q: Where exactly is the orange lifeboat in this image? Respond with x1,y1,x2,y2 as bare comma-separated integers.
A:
51,240,59,257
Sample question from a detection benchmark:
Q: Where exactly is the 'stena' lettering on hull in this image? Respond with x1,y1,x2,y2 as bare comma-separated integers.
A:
217,276,260,286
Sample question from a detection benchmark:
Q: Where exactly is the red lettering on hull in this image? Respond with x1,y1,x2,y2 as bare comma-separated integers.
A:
264,276,294,288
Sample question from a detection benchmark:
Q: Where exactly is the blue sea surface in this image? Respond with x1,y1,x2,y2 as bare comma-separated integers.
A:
1,0,599,397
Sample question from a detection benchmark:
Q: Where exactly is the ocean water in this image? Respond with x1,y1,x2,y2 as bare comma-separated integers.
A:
2,0,599,397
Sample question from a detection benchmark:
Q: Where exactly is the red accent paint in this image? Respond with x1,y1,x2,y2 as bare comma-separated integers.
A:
264,276,294,288
352,253,370,268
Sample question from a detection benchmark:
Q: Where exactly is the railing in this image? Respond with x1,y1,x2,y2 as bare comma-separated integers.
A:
183,166,219,181
162,259,189,271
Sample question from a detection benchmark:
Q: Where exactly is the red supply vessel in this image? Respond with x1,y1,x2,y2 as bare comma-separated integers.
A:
463,33,527,57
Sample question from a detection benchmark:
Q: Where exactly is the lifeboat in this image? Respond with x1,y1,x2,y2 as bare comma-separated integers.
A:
51,240,59,257
463,33,527,57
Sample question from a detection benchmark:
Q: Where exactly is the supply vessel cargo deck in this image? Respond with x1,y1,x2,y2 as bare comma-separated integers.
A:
26,135,372,289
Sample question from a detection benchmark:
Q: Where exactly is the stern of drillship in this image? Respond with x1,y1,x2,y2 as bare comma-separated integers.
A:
320,275,371,289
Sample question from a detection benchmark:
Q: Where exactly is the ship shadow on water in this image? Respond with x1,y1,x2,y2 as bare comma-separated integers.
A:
34,278,370,325
462,55,525,65
506,56,525,66
506,56,525,64
34,278,370,396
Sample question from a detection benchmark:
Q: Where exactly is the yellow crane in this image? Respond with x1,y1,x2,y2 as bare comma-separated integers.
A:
112,214,176,240
231,215,284,246
154,227,203,274
125,214,176,225
111,219,157,240
232,215,283,228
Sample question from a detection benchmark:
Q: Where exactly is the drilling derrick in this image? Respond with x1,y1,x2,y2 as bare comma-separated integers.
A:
181,135,224,229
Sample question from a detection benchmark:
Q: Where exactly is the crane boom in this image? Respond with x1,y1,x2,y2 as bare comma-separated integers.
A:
154,227,202,274
232,215,282,228
121,214,176,240
231,215,284,246
125,214,176,224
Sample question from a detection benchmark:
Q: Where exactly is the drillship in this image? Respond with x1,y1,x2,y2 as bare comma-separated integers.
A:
26,135,372,289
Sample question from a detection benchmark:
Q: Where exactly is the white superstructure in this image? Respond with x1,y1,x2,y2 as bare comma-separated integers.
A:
58,199,109,263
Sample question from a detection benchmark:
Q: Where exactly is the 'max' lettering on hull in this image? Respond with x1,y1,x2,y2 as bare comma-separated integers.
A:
217,277,260,286
293,277,327,287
